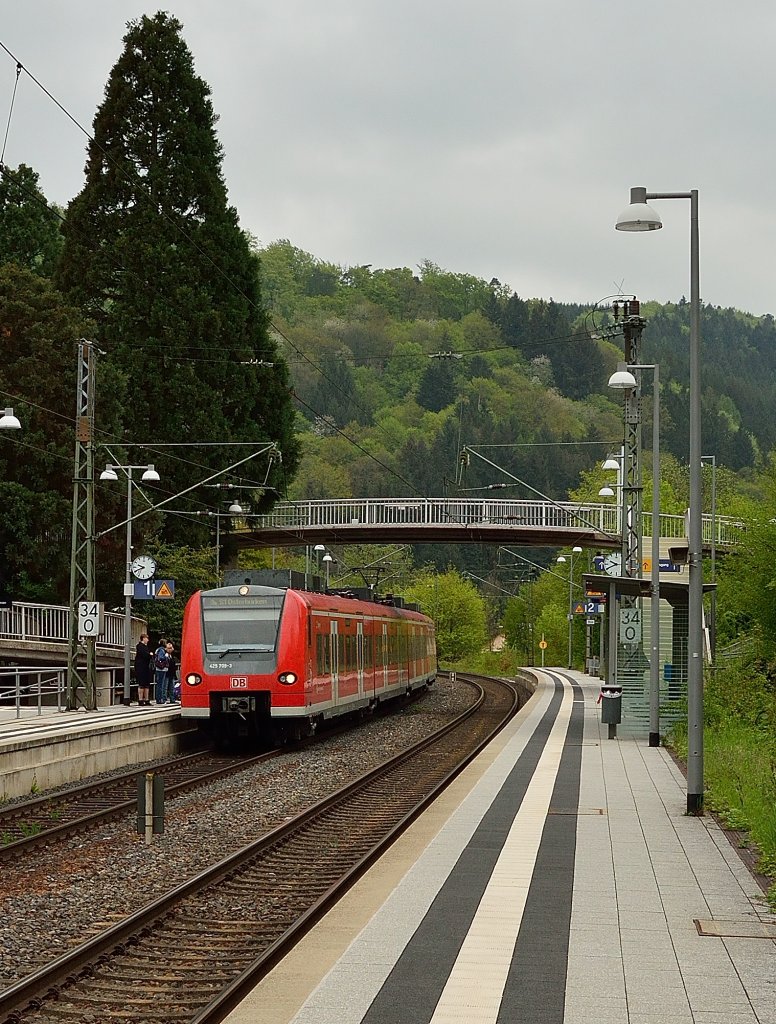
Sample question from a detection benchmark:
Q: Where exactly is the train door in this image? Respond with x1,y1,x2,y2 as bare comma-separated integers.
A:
330,619,339,706
357,621,364,698
381,622,389,691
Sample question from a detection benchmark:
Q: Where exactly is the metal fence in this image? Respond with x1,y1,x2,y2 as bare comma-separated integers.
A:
0,602,144,649
0,664,123,717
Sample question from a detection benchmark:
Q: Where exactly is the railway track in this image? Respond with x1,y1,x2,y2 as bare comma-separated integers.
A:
0,686,434,861
0,749,280,859
0,673,520,1024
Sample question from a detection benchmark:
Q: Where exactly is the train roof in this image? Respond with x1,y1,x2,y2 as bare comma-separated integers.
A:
199,584,432,622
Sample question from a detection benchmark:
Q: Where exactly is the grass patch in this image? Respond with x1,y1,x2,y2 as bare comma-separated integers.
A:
448,650,525,677
670,661,776,908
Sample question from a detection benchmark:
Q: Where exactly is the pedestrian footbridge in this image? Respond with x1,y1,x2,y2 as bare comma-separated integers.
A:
234,498,742,551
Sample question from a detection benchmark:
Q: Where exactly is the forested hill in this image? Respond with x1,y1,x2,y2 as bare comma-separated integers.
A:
258,240,770,502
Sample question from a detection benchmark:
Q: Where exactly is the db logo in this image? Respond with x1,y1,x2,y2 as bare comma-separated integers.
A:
230,677,248,688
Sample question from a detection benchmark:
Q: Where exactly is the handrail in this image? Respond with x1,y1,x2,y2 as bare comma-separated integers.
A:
0,664,122,718
0,602,146,649
239,498,743,546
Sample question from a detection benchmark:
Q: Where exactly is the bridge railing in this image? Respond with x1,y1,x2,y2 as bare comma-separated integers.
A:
0,602,145,649
245,498,743,545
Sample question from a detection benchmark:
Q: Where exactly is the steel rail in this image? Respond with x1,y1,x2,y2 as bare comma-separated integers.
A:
0,674,521,1024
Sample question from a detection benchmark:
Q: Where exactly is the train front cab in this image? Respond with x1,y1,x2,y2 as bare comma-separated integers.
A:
181,586,307,745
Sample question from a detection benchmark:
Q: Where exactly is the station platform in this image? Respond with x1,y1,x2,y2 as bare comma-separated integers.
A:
226,669,776,1024
0,702,197,798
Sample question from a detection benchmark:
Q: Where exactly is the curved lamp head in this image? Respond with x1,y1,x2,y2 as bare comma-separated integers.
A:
598,486,615,498
572,546,583,554
322,553,333,563
0,407,21,430
608,368,638,389
228,502,243,514
141,465,160,483
602,457,620,471
100,465,119,481
556,555,567,564
616,201,662,232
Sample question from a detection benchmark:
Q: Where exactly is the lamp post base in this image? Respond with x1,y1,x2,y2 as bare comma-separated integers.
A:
686,793,704,816
648,731,660,747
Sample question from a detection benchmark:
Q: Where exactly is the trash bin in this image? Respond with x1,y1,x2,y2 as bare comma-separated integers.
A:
600,684,622,725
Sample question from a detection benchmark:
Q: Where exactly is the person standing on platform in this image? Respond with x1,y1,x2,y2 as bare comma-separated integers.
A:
134,633,153,706
153,638,170,704
165,642,179,704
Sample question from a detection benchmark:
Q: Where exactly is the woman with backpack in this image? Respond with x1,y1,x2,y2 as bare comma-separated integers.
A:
153,638,170,705
165,642,179,704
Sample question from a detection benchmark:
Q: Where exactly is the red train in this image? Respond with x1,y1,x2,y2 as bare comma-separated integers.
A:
180,579,437,744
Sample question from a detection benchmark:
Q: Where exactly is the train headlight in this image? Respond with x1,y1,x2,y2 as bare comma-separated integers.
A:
278,671,297,685
185,673,202,685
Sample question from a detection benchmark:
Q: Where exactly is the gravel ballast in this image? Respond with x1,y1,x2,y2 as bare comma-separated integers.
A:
0,679,477,986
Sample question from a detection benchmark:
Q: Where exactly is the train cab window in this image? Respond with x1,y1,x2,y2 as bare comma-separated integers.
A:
201,594,285,655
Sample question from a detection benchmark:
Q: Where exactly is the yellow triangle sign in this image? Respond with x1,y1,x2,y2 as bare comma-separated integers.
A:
156,581,173,598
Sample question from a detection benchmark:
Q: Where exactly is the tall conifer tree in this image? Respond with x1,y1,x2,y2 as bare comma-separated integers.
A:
56,12,297,519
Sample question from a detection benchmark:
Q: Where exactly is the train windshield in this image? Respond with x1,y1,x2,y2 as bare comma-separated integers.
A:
201,594,285,655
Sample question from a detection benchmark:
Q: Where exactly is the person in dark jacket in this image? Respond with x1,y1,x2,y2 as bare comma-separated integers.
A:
134,633,153,706
165,642,179,704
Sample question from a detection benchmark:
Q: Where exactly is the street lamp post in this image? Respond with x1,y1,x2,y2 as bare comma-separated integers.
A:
616,186,703,812
609,362,661,746
557,546,582,669
322,553,333,589
314,543,325,584
201,483,243,580
215,500,243,580
100,463,160,705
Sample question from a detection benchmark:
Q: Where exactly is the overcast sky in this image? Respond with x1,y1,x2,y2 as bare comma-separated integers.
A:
2,1,774,317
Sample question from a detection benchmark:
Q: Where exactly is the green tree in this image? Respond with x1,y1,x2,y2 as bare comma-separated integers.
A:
142,542,220,643
0,265,92,598
400,568,487,662
0,163,64,277
54,12,298,530
416,359,458,413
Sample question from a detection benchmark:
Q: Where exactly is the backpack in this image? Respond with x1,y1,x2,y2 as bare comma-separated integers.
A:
154,648,168,670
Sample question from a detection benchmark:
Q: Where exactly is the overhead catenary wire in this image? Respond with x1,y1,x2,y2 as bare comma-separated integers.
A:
0,60,21,164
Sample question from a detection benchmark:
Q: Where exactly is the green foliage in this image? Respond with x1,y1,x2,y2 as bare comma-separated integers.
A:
0,163,63,276
141,542,220,643
0,265,91,598
399,568,488,663
715,456,776,658
451,648,524,676
672,661,776,895
54,12,298,536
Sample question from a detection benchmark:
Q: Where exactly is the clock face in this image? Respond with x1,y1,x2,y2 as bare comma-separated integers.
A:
130,555,157,580
603,553,622,577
